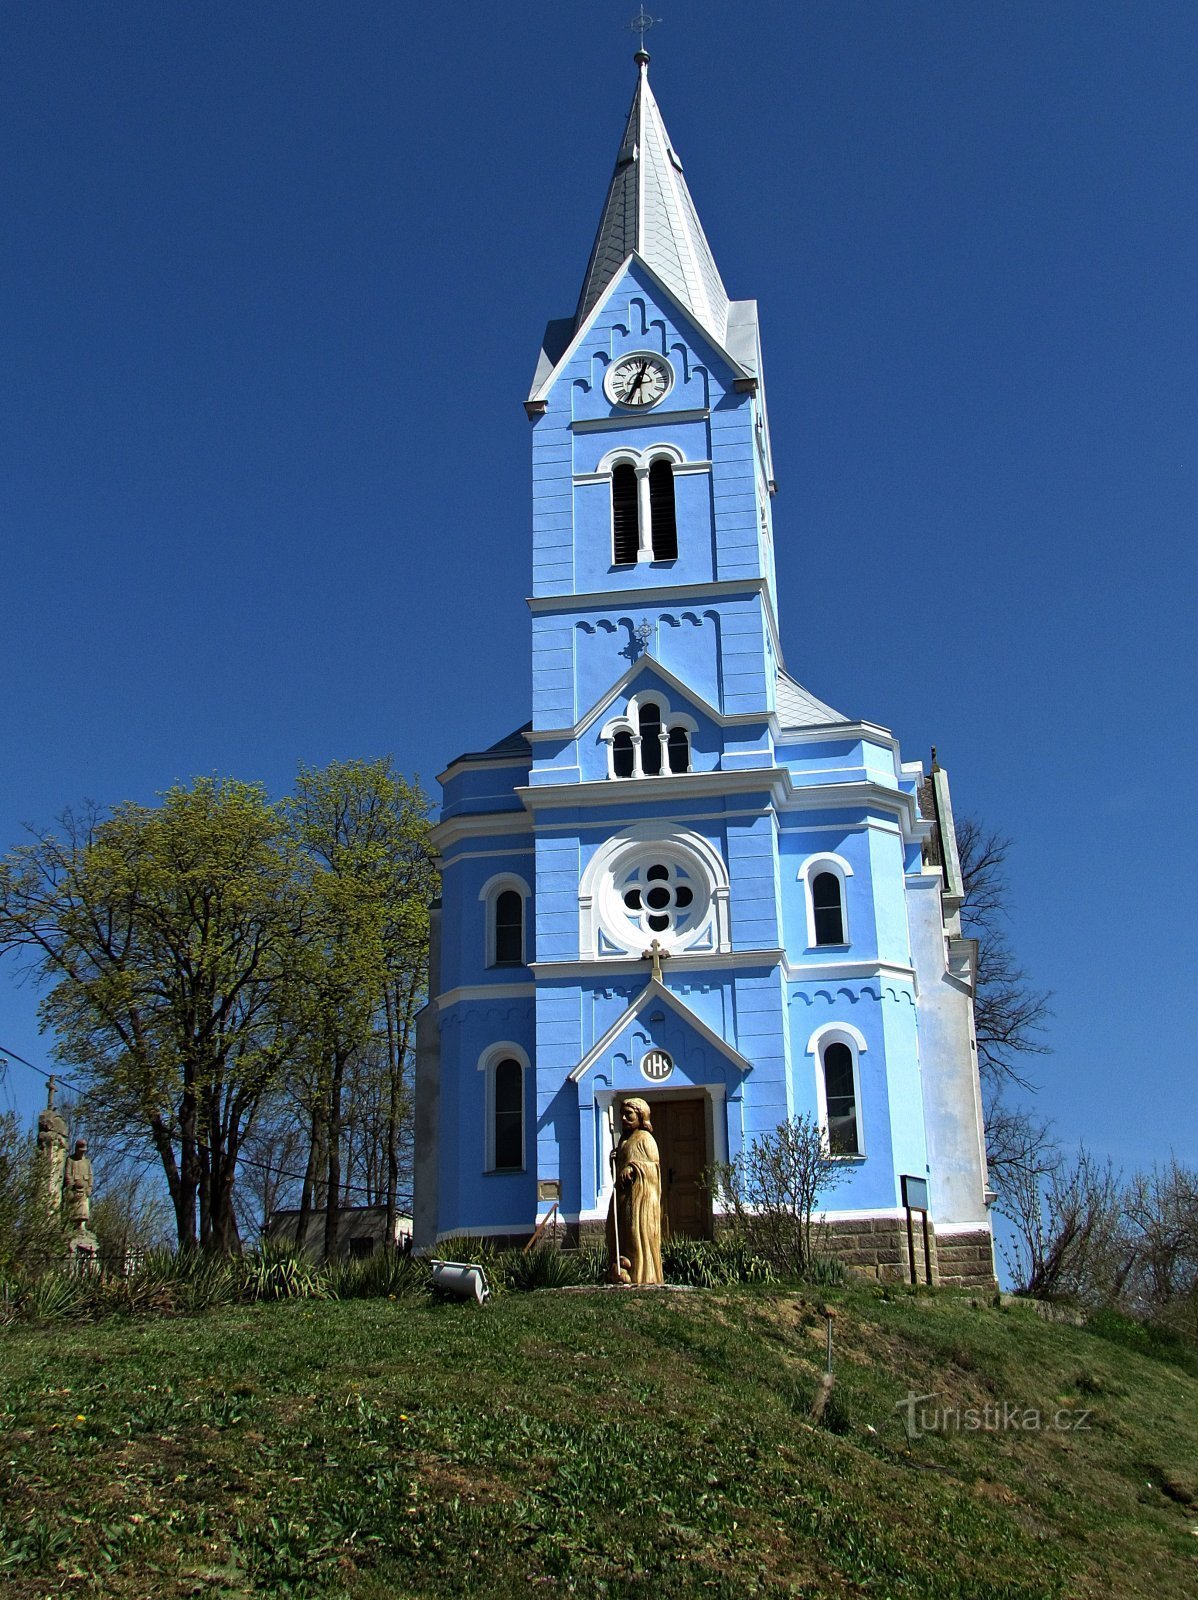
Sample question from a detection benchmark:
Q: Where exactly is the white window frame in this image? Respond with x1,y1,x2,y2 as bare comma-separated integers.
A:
597,442,685,565
579,821,731,959
806,1022,867,1160
478,872,531,968
797,852,853,949
599,691,697,780
478,1043,530,1174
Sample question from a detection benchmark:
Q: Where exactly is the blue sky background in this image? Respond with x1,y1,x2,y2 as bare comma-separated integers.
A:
2,2,1194,1174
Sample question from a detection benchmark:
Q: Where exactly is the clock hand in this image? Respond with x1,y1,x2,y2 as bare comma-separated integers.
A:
628,361,649,400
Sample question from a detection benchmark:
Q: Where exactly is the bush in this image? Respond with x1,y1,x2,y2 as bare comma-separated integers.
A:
323,1250,431,1301
705,1116,845,1279
239,1241,326,1302
501,1243,585,1292
662,1236,775,1287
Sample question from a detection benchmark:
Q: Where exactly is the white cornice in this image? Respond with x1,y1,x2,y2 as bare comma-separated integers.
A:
570,408,710,433
527,574,767,615
515,770,921,835
436,983,535,1012
432,811,534,850
531,948,786,981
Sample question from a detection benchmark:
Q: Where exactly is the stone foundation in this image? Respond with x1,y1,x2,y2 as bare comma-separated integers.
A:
434,1216,997,1289
931,1228,997,1289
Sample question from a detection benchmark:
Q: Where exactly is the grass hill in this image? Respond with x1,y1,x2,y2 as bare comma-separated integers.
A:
1,1282,1195,1598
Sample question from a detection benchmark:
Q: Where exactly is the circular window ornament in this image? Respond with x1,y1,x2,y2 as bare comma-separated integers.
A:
641,1049,674,1083
617,859,700,939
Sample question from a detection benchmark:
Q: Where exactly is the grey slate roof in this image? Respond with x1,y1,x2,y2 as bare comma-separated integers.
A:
450,723,532,767
775,671,848,729
575,57,730,344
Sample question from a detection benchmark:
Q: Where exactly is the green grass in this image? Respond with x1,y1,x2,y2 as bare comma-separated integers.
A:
1,1285,1196,1598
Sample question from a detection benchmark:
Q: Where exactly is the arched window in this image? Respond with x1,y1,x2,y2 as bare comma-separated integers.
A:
492,1057,524,1171
612,462,639,566
822,1042,859,1156
480,875,531,968
648,458,677,560
798,854,853,949
638,701,662,775
811,872,845,946
667,725,690,774
612,729,635,779
493,890,523,966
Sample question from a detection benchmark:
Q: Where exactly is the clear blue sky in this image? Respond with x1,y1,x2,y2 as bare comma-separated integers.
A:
2,2,1195,1172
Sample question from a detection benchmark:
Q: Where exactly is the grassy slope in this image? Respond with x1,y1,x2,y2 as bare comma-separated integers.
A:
1,1285,1196,1599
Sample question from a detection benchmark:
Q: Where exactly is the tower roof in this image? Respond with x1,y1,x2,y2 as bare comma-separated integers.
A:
575,53,730,344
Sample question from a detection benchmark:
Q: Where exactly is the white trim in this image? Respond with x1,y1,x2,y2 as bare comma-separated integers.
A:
807,1025,866,1160
531,948,785,979
569,978,752,1082
599,687,696,780
438,982,535,1011
439,845,536,870
478,872,531,969
570,407,710,432
526,251,752,407
578,821,731,959
478,1043,530,1174
798,853,854,951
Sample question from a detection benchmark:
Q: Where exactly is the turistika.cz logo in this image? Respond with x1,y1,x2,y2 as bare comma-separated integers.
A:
895,1391,1094,1441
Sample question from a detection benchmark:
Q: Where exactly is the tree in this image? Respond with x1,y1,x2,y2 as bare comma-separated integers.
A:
706,1115,845,1277
955,816,1051,1095
284,759,434,1259
999,1146,1130,1302
0,780,310,1253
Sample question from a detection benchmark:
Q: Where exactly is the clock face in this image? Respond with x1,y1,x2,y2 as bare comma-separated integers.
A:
606,353,672,409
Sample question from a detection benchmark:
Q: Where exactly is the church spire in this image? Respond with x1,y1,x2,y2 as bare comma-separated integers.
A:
575,52,730,344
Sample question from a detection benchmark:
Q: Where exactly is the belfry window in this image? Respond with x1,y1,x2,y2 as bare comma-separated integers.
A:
811,872,845,946
602,695,694,780
821,1042,859,1156
648,459,677,559
612,463,639,565
493,890,523,966
638,702,662,775
667,725,690,774
606,449,682,565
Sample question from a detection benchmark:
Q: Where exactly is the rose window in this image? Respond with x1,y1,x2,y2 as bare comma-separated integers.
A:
617,860,699,938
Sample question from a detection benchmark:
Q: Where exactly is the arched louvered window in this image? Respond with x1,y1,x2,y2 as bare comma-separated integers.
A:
822,1042,859,1156
494,889,524,966
648,458,677,560
811,872,845,946
493,1058,524,1171
667,725,690,774
612,729,635,779
639,702,662,776
612,463,639,565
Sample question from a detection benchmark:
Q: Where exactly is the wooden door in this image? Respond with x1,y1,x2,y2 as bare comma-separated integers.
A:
653,1097,710,1240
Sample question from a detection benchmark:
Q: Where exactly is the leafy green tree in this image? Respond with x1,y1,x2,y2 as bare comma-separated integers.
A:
285,759,434,1259
0,780,308,1253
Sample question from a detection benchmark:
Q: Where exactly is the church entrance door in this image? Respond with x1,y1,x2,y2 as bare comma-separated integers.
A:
650,1097,711,1241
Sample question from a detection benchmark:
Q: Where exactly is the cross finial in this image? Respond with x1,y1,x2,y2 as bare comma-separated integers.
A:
641,937,670,982
46,1074,57,1110
628,6,661,60
634,618,652,656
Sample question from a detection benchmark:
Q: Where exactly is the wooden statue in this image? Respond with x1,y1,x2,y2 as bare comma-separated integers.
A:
606,1096,664,1285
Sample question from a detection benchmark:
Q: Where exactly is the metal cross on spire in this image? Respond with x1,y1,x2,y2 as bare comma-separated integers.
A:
628,6,662,55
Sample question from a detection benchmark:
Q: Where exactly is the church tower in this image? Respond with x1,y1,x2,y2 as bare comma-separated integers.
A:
413,53,996,1287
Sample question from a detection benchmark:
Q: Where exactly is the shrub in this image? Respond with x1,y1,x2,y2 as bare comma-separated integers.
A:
662,1236,775,1287
704,1116,845,1279
323,1250,431,1301
501,1243,584,1292
239,1242,325,1303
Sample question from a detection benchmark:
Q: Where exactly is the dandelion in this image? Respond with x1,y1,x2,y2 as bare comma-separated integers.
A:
75,1414,86,1423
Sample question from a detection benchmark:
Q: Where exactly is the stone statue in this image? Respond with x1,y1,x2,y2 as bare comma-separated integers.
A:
606,1096,664,1285
36,1078,69,1217
62,1138,98,1261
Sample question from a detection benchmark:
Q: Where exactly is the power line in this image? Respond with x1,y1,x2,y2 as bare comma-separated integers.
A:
0,1042,82,1092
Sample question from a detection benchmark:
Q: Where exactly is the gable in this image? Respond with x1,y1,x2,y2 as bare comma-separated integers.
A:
528,256,753,414
569,977,753,1083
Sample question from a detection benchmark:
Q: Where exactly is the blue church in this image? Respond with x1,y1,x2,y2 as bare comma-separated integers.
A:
413,53,996,1286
